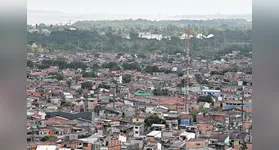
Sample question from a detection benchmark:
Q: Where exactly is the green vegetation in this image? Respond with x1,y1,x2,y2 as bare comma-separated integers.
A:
197,95,213,103
177,79,187,87
102,62,121,70
122,62,140,70
240,141,248,150
194,74,202,83
27,19,251,56
82,71,97,78
42,135,57,141
27,60,34,67
122,74,132,84
81,81,94,90
66,80,72,87
36,58,87,70
98,82,110,89
48,72,64,81
61,101,73,107
153,88,170,96
212,107,222,112
144,115,167,127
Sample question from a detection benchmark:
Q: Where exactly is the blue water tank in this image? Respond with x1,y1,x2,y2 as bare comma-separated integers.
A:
181,119,190,125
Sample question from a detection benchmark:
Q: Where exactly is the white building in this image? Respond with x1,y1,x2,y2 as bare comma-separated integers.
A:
138,32,163,41
179,132,195,140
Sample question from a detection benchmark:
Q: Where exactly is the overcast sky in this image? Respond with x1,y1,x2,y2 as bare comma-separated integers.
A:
28,0,252,16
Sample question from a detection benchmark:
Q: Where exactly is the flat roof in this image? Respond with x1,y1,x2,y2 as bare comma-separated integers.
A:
202,90,221,92
147,131,161,138
151,124,166,127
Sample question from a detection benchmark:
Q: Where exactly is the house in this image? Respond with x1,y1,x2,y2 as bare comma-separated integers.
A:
180,113,192,126
168,141,186,150
197,123,214,135
185,139,207,149
151,124,166,131
146,131,161,141
208,134,230,150
144,144,158,150
228,144,252,150
163,113,179,130
123,107,136,117
229,132,250,148
200,90,221,97
179,132,195,140
63,93,74,101
133,123,145,138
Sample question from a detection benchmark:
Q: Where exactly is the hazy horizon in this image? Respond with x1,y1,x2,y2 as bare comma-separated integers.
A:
27,10,252,25
28,0,252,15
27,0,252,25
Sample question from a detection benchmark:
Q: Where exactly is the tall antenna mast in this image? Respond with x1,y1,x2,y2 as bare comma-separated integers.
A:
184,25,191,114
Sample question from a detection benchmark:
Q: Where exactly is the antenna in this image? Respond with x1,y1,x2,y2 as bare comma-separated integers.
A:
184,26,191,114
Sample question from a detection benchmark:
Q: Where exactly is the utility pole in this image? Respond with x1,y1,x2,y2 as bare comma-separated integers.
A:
163,42,166,55
113,87,116,110
241,86,245,122
101,42,103,54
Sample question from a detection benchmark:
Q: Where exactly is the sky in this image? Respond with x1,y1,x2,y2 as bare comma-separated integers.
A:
27,0,252,16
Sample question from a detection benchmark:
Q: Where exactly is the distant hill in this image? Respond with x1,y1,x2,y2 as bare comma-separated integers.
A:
171,14,252,21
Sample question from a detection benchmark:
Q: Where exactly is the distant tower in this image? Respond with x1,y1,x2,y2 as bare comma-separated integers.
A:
184,25,191,114
206,62,209,72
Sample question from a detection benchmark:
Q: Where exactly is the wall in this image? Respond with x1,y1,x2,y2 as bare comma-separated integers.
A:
185,140,207,149
132,118,145,123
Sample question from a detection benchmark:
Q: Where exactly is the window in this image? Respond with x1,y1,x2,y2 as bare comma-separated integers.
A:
135,131,138,134
135,127,139,129
196,143,201,146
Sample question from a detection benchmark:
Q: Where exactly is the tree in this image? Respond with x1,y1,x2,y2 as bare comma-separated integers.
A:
48,72,64,81
82,71,97,78
215,87,221,90
177,72,184,77
201,80,209,84
197,95,213,103
42,135,57,141
27,19,251,55
122,62,140,70
27,60,34,67
98,82,110,89
61,101,73,107
240,141,248,150
81,81,93,90
212,107,222,112
103,62,120,70
144,115,167,127
145,65,160,73
66,80,72,87
122,74,132,83
153,88,170,96
194,74,202,83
